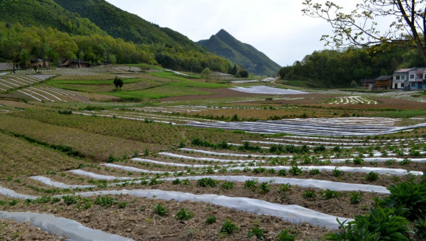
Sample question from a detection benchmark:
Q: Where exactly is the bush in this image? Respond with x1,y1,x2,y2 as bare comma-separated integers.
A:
309,169,320,175
325,208,410,241
197,178,218,188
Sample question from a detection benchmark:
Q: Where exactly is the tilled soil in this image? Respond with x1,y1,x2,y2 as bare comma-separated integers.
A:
0,219,66,240
2,196,332,241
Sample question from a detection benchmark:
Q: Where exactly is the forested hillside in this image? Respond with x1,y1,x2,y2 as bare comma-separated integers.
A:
0,0,232,73
53,0,230,72
198,29,281,76
0,0,106,36
279,45,424,88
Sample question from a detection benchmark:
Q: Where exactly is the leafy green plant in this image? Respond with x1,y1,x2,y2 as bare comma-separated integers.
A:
153,204,169,216
220,181,234,190
379,181,426,220
302,190,316,199
399,158,411,165
118,202,127,209
62,195,77,205
325,208,410,241
414,218,426,239
247,225,265,240
175,208,194,221
322,189,341,200
197,178,218,188
206,215,217,224
8,200,19,206
309,169,320,175
349,192,363,204
220,219,238,234
95,196,118,207
276,229,296,241
278,183,292,193
365,172,379,181
258,182,271,194
277,169,287,176
384,159,396,166
289,166,303,176
244,179,258,191
172,178,181,185
332,168,343,177
352,157,364,165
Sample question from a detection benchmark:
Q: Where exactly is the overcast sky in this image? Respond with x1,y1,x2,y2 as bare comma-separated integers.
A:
104,0,358,67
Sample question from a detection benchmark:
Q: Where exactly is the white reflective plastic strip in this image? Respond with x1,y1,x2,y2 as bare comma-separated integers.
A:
29,176,96,189
0,212,133,241
160,176,389,194
73,189,351,229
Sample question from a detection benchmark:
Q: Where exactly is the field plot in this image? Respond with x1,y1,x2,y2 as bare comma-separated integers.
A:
185,117,426,136
0,75,54,92
1,68,426,240
0,128,425,240
330,96,378,105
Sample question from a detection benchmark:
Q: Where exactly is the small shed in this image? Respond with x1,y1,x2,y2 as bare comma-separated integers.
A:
374,75,393,90
61,59,91,68
360,79,376,90
30,58,49,68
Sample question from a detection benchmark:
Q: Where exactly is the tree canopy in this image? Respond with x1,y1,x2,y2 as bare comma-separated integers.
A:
302,0,426,64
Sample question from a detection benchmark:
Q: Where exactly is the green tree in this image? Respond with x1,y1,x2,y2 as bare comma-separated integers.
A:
19,49,30,68
109,54,117,64
380,68,388,76
201,67,212,80
302,0,426,65
113,76,123,90
238,69,249,78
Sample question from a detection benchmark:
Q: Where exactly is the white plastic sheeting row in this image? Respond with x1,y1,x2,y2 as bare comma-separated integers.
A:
0,212,133,241
183,119,426,136
159,152,258,163
101,163,172,174
227,165,422,176
0,185,37,199
131,158,422,176
30,176,96,189
161,176,390,194
165,150,426,164
52,169,390,194
74,189,351,229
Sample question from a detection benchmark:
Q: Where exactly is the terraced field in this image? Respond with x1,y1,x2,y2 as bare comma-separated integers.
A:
0,66,425,240
0,109,426,240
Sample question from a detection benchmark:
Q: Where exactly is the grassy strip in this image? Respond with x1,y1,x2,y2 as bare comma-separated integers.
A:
49,78,141,85
0,132,86,177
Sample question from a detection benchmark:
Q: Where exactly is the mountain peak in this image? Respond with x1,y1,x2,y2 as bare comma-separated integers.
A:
197,30,281,76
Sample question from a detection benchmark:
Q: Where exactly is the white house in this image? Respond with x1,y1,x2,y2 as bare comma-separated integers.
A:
393,67,426,90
